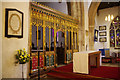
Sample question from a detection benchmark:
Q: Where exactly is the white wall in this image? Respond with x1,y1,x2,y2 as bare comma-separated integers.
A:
2,2,30,78
94,6,119,53
0,1,2,80
34,0,66,2
87,0,92,9
40,2,68,14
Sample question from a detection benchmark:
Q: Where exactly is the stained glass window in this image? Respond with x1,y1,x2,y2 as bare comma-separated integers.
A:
116,29,120,47
110,29,115,47
110,16,120,48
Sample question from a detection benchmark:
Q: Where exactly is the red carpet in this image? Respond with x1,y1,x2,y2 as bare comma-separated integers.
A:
90,66,120,80
47,63,120,80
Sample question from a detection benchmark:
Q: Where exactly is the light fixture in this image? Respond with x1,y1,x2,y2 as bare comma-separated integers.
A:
111,15,114,20
58,0,62,3
116,17,119,20
105,14,114,21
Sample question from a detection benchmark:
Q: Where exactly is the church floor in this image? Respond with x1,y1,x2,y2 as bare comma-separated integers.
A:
57,62,120,67
38,63,120,79
102,63,120,67
46,63,120,80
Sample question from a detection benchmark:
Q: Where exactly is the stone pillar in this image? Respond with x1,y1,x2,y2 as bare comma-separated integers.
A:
89,27,94,50
0,1,2,80
70,1,77,19
77,2,85,51
80,2,85,51
70,1,85,51
76,2,82,51
88,2,101,50
118,2,120,16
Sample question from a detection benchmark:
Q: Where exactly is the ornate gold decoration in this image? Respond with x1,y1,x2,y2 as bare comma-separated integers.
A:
30,2,79,74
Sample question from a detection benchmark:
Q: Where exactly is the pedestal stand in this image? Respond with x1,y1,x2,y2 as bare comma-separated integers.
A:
22,64,24,80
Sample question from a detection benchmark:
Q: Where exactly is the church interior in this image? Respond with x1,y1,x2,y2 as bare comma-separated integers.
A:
0,0,120,80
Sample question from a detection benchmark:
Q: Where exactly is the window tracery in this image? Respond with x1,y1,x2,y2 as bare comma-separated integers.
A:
110,16,120,48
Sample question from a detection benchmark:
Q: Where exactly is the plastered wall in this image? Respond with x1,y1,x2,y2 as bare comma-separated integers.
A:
2,2,30,78
0,1,2,80
94,6,119,54
39,2,68,14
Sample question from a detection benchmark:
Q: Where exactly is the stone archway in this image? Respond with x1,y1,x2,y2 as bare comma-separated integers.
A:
88,1,101,50
67,1,102,51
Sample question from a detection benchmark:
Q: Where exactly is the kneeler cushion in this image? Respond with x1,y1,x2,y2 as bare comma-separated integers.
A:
40,56,44,68
32,56,38,70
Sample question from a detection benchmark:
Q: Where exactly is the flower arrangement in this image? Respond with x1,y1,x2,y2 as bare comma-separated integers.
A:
15,48,31,64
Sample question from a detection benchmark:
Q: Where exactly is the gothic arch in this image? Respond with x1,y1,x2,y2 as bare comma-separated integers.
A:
88,1,101,50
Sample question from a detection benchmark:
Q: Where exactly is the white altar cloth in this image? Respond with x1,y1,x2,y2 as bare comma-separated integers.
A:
73,51,101,74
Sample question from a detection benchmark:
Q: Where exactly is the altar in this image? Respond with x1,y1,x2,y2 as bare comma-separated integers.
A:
73,51,101,74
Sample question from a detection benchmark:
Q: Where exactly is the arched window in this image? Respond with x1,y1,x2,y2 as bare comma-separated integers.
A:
110,16,120,48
